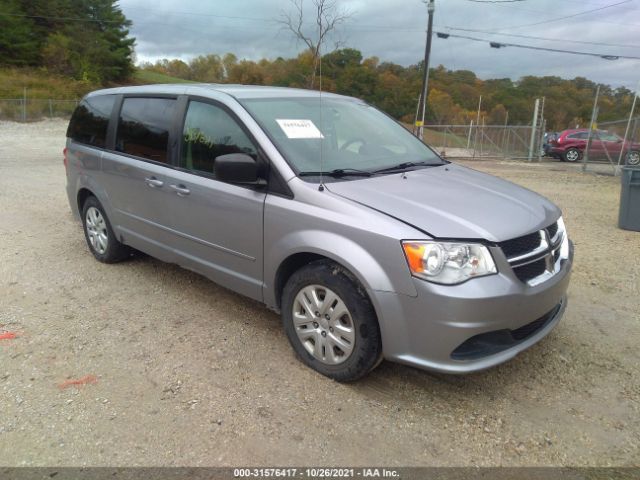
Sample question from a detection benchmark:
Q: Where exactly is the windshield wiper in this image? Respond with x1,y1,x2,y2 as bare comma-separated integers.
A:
298,168,375,178
372,161,442,174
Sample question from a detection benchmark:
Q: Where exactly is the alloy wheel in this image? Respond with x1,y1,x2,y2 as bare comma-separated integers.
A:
85,206,108,254
292,285,356,365
565,149,580,162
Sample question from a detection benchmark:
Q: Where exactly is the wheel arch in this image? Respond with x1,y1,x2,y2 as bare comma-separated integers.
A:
266,231,412,311
77,187,95,213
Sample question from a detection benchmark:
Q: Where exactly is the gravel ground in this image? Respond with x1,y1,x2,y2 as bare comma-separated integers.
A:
0,120,638,467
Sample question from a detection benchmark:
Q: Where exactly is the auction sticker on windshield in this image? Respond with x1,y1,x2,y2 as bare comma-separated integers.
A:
276,119,324,139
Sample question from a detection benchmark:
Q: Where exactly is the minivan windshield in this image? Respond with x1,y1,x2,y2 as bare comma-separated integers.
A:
240,97,445,176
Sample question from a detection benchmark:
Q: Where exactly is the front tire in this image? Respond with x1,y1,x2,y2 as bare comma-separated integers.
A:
626,150,640,166
563,147,581,163
282,260,382,382
81,196,130,263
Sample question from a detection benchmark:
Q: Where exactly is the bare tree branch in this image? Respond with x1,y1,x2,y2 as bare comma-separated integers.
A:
275,0,352,88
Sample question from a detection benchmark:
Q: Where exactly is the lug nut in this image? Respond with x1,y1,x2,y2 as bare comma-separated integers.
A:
329,327,334,332
324,314,330,320
313,322,319,328
321,331,327,337
315,311,320,317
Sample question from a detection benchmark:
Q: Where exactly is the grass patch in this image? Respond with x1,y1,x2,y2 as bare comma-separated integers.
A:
0,68,98,100
132,70,195,84
422,128,469,148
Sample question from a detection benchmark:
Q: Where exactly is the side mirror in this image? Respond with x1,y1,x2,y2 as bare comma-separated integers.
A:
214,153,262,185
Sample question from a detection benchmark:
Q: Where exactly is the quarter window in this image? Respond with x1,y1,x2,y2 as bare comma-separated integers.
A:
67,95,116,148
116,97,177,163
180,101,257,175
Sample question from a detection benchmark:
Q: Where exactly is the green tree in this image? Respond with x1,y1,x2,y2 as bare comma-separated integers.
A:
1,0,135,83
0,0,40,66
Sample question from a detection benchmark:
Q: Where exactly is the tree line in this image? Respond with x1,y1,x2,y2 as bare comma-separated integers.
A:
0,0,134,83
141,48,636,130
1,0,635,129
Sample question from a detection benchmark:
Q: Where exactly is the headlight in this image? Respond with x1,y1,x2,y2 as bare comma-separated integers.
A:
402,241,497,285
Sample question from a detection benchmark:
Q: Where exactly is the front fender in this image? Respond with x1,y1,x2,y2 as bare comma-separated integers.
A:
264,229,417,309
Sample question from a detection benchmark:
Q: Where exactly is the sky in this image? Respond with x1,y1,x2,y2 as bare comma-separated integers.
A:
118,0,640,89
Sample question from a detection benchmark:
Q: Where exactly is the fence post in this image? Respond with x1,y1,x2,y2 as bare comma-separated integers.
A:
528,98,540,162
48,99,54,118
583,85,600,172
537,119,546,162
503,128,510,160
472,96,482,160
22,87,27,122
480,117,485,158
501,111,509,159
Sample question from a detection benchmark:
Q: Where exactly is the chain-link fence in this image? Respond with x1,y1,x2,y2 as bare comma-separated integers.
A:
587,116,640,168
0,99,79,122
422,124,543,160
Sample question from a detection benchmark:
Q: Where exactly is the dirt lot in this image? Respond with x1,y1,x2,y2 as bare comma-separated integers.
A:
0,120,638,467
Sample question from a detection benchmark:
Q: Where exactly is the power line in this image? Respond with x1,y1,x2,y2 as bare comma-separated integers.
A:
436,31,640,60
443,26,640,49
483,0,635,31
465,0,527,3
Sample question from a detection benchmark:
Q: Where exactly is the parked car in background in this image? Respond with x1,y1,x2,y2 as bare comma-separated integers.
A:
546,128,640,165
542,132,557,157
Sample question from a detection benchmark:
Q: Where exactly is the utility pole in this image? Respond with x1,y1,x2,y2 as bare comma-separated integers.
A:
415,0,435,140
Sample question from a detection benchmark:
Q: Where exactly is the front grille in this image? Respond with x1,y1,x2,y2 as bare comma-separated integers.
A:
513,258,547,283
451,302,563,361
499,231,541,259
500,221,563,285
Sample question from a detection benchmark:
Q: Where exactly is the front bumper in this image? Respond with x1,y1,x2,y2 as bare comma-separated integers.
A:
370,242,573,374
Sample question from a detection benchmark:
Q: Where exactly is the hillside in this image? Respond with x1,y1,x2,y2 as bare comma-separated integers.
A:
132,70,195,85
0,68,196,101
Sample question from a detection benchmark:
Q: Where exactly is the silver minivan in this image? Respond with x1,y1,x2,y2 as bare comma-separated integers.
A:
65,84,573,381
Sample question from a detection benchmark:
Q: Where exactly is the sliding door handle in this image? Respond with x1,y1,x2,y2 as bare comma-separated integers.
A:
145,177,164,188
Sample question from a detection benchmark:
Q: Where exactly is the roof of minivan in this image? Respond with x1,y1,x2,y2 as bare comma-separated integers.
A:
86,83,353,101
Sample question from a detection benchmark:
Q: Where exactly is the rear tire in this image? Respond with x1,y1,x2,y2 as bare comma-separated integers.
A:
81,196,130,263
563,148,581,163
281,260,382,382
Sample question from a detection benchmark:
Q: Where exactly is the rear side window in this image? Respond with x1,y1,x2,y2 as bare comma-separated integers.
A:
116,97,177,163
67,95,116,148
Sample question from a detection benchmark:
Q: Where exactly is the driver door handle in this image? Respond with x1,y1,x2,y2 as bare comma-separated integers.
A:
170,184,191,197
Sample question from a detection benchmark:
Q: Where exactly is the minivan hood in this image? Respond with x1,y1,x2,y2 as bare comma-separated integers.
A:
326,164,560,242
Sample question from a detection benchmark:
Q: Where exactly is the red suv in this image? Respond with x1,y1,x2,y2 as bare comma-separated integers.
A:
547,129,640,165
